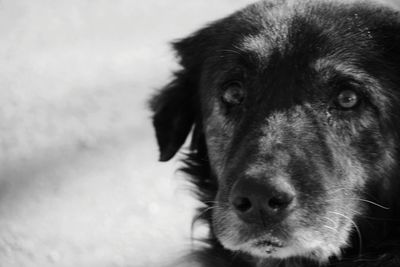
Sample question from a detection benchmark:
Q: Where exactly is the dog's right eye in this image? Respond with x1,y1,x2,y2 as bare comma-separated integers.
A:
221,81,245,106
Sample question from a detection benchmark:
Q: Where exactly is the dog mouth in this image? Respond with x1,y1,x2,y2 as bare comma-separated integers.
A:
252,237,285,254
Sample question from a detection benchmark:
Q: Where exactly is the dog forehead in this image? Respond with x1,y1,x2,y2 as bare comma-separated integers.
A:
239,2,294,57
238,0,380,58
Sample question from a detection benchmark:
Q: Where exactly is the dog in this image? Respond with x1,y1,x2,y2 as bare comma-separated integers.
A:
150,0,400,266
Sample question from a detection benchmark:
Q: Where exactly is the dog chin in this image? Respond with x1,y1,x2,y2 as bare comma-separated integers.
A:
220,232,343,263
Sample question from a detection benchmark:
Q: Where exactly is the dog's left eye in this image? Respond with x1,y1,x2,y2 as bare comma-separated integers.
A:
336,89,360,109
221,81,245,106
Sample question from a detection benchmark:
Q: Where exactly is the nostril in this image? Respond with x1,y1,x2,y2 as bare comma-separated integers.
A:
268,193,294,210
232,197,252,213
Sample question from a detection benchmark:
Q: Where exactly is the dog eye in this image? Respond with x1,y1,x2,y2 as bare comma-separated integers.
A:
221,81,245,106
336,89,359,109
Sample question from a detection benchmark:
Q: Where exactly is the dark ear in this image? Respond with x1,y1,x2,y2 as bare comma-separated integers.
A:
150,17,235,161
150,17,225,161
150,70,196,162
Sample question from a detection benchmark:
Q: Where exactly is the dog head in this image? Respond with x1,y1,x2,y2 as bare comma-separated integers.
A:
151,0,400,262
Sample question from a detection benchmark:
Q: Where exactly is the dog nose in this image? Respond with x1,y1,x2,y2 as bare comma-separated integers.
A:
230,178,295,224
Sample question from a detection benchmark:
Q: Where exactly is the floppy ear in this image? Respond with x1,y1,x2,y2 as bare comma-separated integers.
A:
150,27,215,161
150,69,197,162
150,16,240,161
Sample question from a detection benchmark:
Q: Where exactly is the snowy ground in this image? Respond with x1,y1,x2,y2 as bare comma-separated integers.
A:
0,1,255,266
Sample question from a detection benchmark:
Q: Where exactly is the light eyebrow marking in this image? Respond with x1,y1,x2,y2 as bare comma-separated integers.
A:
313,58,391,109
241,34,272,57
314,58,380,87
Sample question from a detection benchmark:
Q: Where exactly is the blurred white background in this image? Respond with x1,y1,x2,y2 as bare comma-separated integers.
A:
0,0,255,266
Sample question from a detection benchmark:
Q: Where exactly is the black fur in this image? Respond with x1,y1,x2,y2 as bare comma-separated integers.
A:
150,1,400,266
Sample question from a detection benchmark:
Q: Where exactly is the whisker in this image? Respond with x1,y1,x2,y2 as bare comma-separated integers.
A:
195,206,215,219
351,198,389,210
323,225,338,233
327,187,349,195
190,206,216,246
322,216,339,233
327,198,390,210
329,211,362,257
216,48,243,56
213,48,249,62
324,204,363,216
322,216,337,228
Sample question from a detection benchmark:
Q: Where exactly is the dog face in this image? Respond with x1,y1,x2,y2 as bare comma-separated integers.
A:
151,0,400,263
